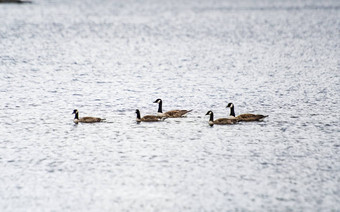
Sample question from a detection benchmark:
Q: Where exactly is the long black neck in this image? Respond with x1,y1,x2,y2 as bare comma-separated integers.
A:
157,101,163,113
74,112,79,119
230,106,235,117
136,110,141,119
209,113,214,122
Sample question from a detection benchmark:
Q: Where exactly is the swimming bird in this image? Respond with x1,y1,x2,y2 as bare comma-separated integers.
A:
135,109,163,122
205,110,238,126
72,109,105,124
153,98,192,118
226,103,267,122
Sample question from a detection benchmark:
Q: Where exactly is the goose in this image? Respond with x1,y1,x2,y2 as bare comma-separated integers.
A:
226,103,267,122
135,109,163,122
72,109,105,124
153,99,192,118
205,110,237,126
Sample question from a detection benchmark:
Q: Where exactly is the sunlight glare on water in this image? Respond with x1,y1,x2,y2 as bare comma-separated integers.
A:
0,0,339,211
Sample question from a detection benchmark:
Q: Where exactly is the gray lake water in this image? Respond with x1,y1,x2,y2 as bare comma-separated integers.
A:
0,0,339,211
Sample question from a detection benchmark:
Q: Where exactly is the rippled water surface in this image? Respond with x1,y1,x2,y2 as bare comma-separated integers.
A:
1,0,339,211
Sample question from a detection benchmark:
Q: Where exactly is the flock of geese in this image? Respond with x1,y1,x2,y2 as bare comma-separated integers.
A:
72,99,267,126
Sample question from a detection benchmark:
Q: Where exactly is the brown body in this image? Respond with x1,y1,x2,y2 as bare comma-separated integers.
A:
162,109,192,118
72,109,104,123
154,99,192,118
136,109,163,122
226,103,267,122
235,113,267,122
75,117,103,123
206,111,238,126
211,118,238,125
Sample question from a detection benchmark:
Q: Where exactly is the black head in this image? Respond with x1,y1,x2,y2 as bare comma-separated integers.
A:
205,111,213,115
135,109,140,114
72,109,78,114
226,103,234,108
153,99,162,103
